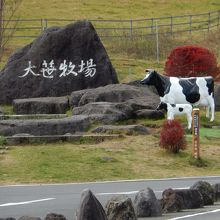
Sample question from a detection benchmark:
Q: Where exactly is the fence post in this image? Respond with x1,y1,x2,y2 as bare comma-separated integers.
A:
130,19,133,38
151,18,154,34
155,20,159,63
192,108,200,159
208,12,211,32
189,15,192,35
41,19,48,31
170,16,173,34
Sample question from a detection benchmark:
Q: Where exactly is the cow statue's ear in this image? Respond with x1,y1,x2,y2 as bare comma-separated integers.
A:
145,69,155,74
145,69,150,73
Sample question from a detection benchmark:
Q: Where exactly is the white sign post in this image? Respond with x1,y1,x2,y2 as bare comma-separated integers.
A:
192,108,200,159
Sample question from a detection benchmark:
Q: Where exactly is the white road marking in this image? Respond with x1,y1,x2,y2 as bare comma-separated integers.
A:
0,176,219,187
169,209,220,219
0,198,55,207
96,190,139,195
96,187,189,196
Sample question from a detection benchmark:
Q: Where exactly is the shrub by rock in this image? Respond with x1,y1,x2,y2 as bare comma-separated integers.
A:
105,195,137,220
165,45,219,79
190,181,215,205
160,119,186,153
133,187,162,217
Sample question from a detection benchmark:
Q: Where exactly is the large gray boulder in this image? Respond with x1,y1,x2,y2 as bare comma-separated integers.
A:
0,116,90,136
76,189,107,220
190,181,215,205
160,188,184,213
13,96,69,114
173,189,203,209
0,20,118,104
133,187,162,217
72,102,133,124
105,195,137,220
70,84,160,109
161,188,203,212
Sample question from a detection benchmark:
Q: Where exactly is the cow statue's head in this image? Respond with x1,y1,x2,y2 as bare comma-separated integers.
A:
140,69,157,85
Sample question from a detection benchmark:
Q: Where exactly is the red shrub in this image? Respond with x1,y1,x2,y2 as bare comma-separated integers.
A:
160,119,186,154
165,45,219,79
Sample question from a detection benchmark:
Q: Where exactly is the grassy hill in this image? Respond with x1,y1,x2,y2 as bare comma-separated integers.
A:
2,0,219,82
18,0,220,20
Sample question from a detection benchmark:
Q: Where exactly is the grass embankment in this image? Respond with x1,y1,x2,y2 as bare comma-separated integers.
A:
0,111,219,184
0,1,220,184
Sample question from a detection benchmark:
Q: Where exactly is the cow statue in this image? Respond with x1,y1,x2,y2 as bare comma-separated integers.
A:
157,101,193,129
141,69,215,121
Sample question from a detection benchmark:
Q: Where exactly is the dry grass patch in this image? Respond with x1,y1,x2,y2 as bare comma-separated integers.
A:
0,132,219,184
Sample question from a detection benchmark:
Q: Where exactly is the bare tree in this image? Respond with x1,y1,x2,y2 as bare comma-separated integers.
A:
0,0,22,61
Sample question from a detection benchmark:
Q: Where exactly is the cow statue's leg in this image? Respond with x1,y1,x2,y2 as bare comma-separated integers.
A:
208,95,215,122
167,112,174,121
207,96,215,121
206,106,210,118
210,102,215,122
187,112,192,129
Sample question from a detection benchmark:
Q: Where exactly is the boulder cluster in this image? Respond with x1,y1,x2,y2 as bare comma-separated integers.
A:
2,181,220,220
0,84,163,138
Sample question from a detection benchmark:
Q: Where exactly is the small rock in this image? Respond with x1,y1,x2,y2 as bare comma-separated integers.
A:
44,213,67,220
77,189,107,220
134,187,162,217
190,181,215,205
105,195,137,220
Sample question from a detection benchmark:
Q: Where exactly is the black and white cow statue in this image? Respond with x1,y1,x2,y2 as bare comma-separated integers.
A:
141,69,215,121
157,101,193,129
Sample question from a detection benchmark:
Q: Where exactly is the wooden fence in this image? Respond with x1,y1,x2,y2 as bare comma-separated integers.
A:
2,10,220,39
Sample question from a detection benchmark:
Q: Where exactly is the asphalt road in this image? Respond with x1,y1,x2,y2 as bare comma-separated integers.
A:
0,176,220,220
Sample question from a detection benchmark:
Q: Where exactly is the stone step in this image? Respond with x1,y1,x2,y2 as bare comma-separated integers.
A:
5,134,122,145
0,114,68,120
0,115,91,136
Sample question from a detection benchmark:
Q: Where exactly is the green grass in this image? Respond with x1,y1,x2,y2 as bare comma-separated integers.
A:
18,0,220,20
200,127,220,138
0,111,220,184
0,132,220,184
0,105,14,115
